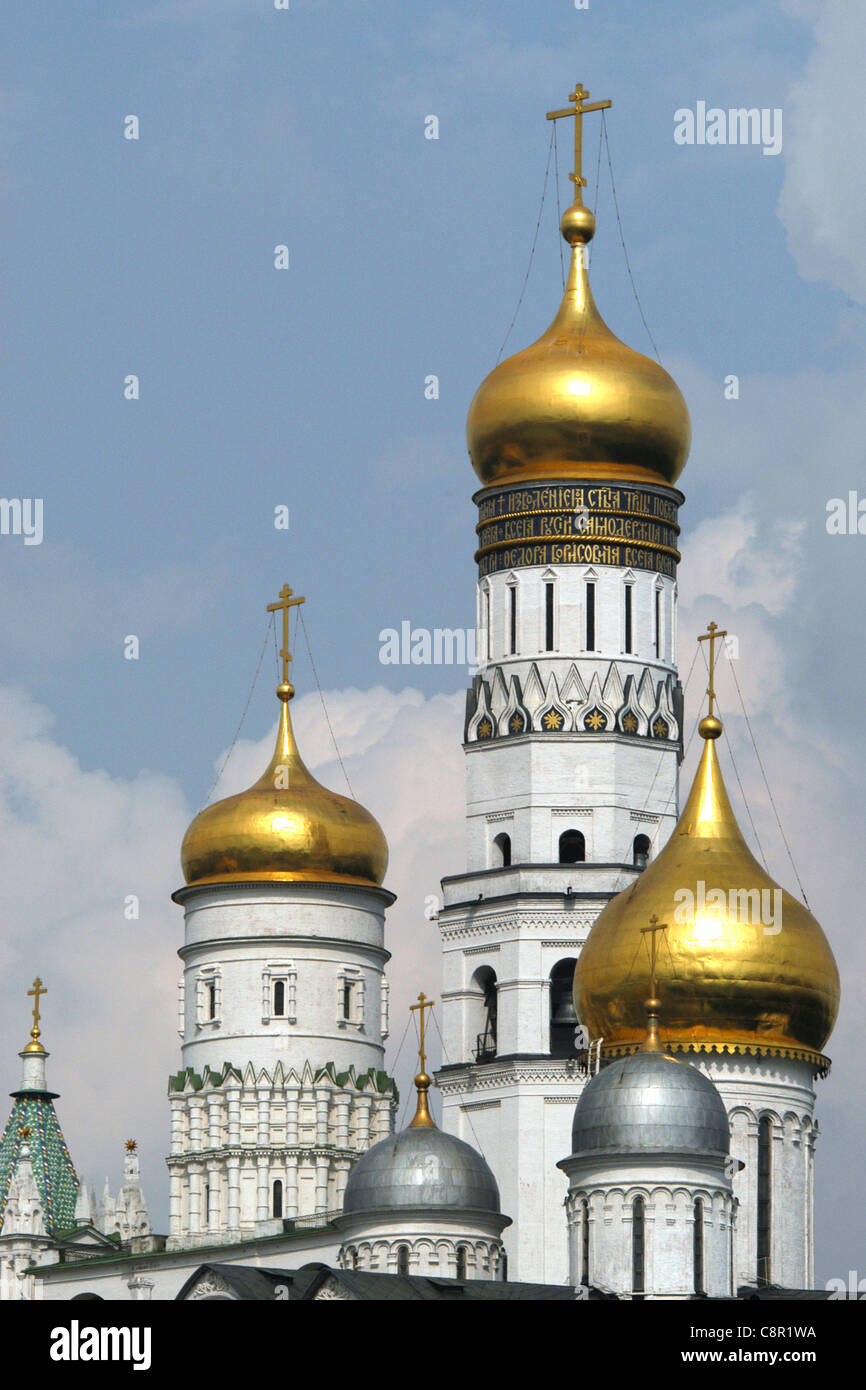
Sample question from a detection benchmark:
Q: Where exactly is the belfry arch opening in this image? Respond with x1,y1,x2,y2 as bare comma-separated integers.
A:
469,966,498,1064
493,832,512,868
633,834,651,869
549,958,578,1057
558,829,585,864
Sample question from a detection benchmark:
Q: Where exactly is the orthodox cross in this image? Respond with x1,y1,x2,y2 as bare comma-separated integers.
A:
266,583,306,686
639,917,668,1052
27,977,46,1042
546,82,611,192
639,916,669,1001
409,991,435,1074
697,620,728,719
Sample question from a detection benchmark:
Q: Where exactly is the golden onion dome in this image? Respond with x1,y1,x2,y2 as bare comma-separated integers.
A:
574,714,840,1066
466,200,691,489
181,681,388,889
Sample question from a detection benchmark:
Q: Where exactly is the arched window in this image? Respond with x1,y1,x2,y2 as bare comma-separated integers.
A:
633,834,651,869
693,1198,704,1294
580,1198,590,1288
397,1245,409,1276
493,832,511,867
559,829,585,864
654,586,662,658
757,1116,772,1285
549,958,578,1057
632,1196,645,1298
272,1179,283,1220
471,966,498,1063
273,979,286,1016
347,1246,357,1271
482,584,491,661
206,980,216,1020
544,581,555,651
585,580,596,650
455,1246,467,1280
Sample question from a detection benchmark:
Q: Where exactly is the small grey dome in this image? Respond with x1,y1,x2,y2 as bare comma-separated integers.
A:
571,1051,730,1158
343,1125,501,1216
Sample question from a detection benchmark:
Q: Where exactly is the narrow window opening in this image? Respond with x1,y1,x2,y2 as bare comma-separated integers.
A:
456,1246,467,1280
508,585,517,655
633,834,651,869
558,829,585,864
206,980,216,1021
273,979,286,1016
397,1245,409,1276
585,581,596,651
757,1116,772,1285
484,588,491,660
273,1179,283,1220
342,982,353,1021
654,587,661,659
632,1196,645,1298
624,584,633,654
545,581,555,651
581,1199,590,1288
693,1198,704,1295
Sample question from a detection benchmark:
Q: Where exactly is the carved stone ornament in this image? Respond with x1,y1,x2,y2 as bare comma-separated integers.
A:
188,1271,236,1300
314,1275,353,1300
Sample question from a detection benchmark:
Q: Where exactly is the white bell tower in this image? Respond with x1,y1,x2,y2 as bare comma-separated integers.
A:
435,84,692,1285
166,585,397,1249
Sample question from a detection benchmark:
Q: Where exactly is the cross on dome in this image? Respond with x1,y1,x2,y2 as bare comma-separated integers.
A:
546,81,611,195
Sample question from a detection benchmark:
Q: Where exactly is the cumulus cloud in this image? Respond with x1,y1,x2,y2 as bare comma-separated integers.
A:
0,679,466,1223
778,0,866,303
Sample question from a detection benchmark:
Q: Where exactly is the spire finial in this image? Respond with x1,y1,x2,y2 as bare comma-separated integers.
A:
638,917,668,1052
546,81,611,244
408,992,436,1129
23,977,47,1055
266,582,306,702
697,620,728,738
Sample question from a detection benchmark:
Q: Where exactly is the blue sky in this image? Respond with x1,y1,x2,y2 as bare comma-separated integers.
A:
1,0,864,1281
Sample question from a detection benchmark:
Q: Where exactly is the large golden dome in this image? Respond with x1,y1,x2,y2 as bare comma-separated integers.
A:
181,682,388,889
574,714,839,1065
467,201,691,489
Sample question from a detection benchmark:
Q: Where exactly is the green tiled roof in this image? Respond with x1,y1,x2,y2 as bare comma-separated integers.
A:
0,1094,79,1237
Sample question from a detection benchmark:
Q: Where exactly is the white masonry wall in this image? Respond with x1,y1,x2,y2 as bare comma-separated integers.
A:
561,1152,735,1299
167,878,396,1249
437,559,683,1288
692,1052,819,1292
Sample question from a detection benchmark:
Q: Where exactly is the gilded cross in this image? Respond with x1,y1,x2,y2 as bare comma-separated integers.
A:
697,620,728,719
546,82,611,193
639,916,668,1001
409,992,435,1074
266,583,306,687
27,977,46,1039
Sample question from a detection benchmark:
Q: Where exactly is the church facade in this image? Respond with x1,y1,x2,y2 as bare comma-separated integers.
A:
0,85,840,1302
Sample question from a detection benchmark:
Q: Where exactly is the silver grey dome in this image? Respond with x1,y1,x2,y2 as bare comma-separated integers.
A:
343,1126,501,1216
571,1051,730,1158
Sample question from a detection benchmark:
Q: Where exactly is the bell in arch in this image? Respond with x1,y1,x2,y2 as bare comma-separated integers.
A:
552,992,578,1028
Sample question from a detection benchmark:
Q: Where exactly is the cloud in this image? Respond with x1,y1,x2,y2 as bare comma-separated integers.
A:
680,498,805,616
0,679,465,1223
777,0,866,303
